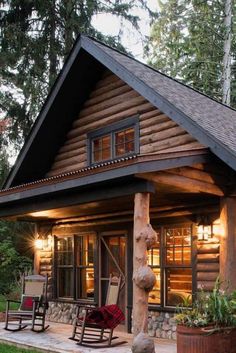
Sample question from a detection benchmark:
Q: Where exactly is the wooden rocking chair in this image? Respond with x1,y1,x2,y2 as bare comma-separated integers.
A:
70,275,126,348
5,274,49,332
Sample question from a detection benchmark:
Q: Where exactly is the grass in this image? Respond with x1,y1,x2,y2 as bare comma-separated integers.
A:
0,295,19,312
0,343,42,353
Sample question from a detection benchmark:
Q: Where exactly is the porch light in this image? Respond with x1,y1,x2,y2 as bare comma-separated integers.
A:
35,235,44,250
197,216,212,241
35,234,52,250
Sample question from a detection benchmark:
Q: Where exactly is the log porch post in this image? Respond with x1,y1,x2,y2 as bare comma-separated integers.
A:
220,197,236,291
133,192,150,336
132,192,157,353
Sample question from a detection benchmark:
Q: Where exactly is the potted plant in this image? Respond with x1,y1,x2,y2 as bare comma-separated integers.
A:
175,278,236,353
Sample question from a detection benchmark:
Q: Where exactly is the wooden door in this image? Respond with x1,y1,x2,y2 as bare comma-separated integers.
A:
99,233,127,325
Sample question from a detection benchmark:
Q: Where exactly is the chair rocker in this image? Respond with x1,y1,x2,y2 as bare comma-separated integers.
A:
5,274,49,333
70,275,126,348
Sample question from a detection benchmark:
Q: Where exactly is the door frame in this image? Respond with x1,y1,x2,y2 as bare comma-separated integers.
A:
98,230,128,329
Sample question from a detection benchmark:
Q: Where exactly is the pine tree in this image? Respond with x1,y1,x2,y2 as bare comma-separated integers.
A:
0,0,156,149
147,0,235,106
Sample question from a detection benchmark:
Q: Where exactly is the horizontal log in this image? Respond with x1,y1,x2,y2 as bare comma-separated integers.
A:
197,244,220,254
139,108,162,120
197,263,220,272
140,115,170,130
159,142,205,154
39,271,52,277
197,253,219,263
39,251,52,258
39,265,52,271
140,134,196,153
197,272,219,281
54,146,86,162
168,166,228,186
50,153,86,171
83,84,132,109
89,78,126,98
63,134,86,147
76,89,139,121
68,99,151,140
137,172,224,196
140,120,177,138
197,281,215,291
59,139,85,152
47,161,85,176
140,126,186,145
94,73,120,89
40,258,52,265
197,237,220,245
151,205,218,219
192,162,231,177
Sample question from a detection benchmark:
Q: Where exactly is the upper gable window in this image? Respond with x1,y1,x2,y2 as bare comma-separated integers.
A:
88,116,139,165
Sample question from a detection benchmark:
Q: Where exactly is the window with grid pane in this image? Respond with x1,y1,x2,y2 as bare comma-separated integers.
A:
148,225,193,308
88,116,139,165
164,226,192,306
55,234,96,300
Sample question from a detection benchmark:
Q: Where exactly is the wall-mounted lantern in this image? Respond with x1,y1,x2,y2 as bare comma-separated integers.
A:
197,216,212,241
35,234,52,250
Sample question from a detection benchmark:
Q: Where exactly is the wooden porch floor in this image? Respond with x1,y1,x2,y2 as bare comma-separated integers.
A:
0,321,176,353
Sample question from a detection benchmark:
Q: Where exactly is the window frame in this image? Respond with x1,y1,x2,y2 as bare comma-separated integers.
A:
148,223,196,310
87,116,139,166
53,233,97,303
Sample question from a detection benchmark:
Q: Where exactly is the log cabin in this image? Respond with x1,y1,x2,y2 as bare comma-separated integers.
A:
1,35,236,339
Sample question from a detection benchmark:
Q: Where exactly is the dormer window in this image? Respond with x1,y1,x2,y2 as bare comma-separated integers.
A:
88,116,139,165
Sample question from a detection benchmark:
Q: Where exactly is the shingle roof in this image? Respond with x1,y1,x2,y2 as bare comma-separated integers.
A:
4,34,236,189
82,36,236,170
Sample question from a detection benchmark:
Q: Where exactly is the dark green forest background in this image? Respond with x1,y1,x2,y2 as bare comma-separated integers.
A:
0,0,235,295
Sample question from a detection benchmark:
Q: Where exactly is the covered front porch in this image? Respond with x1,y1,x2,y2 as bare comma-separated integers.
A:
0,322,176,353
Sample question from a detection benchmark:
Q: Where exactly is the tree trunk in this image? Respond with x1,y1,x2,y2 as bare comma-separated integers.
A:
222,0,232,105
49,0,57,88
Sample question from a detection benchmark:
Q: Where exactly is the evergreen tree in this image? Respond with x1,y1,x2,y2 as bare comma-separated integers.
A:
147,0,235,106
0,0,156,149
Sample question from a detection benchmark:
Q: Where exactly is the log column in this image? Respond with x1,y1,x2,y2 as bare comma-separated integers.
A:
132,192,157,353
220,197,236,291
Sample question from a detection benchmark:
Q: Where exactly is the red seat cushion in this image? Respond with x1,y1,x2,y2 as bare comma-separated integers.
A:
20,295,40,311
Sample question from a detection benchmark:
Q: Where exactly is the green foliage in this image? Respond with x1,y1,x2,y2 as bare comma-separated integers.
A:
0,343,41,353
146,0,236,105
175,277,236,328
0,238,32,294
0,0,156,149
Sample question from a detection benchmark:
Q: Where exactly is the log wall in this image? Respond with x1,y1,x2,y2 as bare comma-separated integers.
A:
46,70,204,177
196,220,220,291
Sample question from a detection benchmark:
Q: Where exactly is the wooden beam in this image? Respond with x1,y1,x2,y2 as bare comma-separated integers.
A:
167,166,227,185
137,172,224,196
220,197,236,291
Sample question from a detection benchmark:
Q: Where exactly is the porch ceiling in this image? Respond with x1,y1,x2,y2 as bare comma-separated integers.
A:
14,183,218,222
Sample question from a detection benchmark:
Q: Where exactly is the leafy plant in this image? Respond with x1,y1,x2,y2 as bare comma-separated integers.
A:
175,277,236,328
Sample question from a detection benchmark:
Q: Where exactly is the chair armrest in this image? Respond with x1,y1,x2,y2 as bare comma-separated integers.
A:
6,299,21,304
75,303,96,318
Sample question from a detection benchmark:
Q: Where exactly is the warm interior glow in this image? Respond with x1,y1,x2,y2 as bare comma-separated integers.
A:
35,238,43,250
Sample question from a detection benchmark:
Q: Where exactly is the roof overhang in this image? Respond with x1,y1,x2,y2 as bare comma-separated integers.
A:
0,151,208,218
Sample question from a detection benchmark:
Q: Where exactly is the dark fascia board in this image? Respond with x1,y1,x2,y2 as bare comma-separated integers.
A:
0,179,154,218
3,38,83,189
0,153,208,208
81,36,236,171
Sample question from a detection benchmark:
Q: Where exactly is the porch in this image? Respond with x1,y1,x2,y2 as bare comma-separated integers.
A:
0,322,176,353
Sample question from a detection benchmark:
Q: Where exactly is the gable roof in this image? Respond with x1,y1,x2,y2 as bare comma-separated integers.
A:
4,34,236,189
